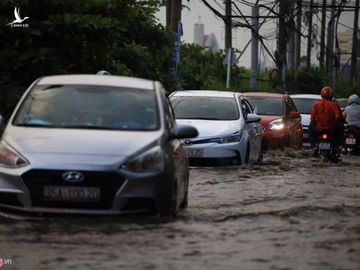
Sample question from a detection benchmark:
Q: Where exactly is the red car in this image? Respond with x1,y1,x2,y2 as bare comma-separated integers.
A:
243,92,303,150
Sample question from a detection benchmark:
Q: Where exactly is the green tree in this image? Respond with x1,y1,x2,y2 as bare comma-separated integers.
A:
176,44,249,92
0,0,173,117
285,67,330,95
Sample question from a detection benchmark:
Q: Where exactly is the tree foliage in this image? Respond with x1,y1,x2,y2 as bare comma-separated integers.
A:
0,0,173,117
176,43,250,92
285,67,330,95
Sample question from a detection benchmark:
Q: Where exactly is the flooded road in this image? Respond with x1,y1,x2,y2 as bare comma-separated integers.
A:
1,150,360,270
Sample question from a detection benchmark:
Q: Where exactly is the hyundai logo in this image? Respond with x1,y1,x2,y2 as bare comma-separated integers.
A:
184,139,192,145
62,171,85,183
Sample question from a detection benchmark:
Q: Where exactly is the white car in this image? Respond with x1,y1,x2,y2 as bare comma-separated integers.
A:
290,94,321,148
170,90,263,166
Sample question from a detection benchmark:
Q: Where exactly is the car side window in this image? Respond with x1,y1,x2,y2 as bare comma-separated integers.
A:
243,99,254,114
161,89,176,131
240,98,253,119
287,97,297,112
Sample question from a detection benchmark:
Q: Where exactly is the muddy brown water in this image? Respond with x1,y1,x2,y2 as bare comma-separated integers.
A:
0,150,359,270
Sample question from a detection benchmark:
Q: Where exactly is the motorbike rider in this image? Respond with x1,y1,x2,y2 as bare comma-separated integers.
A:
343,94,360,128
309,86,344,155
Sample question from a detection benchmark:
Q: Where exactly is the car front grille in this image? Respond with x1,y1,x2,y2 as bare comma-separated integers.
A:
22,170,125,209
185,137,222,145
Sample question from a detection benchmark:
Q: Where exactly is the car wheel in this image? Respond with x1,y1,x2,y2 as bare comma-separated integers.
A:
159,179,178,218
180,190,188,209
245,142,250,164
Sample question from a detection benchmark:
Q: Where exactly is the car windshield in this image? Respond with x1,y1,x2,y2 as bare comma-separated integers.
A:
292,98,319,114
13,84,159,131
170,96,239,120
246,96,284,116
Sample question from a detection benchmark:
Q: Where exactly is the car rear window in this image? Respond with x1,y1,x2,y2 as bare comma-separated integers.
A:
246,96,284,116
170,96,239,120
13,84,160,131
292,98,319,114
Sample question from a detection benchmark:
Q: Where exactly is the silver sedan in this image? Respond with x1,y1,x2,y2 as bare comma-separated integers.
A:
0,75,197,217
170,90,263,166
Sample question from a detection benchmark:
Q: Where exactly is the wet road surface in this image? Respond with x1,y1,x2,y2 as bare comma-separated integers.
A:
0,149,360,270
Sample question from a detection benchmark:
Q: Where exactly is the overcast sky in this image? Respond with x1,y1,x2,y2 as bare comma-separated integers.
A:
156,0,357,68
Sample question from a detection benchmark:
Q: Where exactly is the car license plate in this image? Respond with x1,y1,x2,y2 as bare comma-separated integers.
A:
43,186,101,202
319,142,331,150
346,138,356,145
184,148,203,158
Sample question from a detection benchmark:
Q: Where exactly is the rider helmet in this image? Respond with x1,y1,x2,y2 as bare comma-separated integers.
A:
320,86,333,99
348,94,360,105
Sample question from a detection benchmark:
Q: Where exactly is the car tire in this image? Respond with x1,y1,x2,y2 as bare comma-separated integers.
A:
180,188,188,209
245,142,250,164
159,179,178,219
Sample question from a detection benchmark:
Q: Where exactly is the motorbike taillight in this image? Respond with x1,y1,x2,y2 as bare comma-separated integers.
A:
348,133,355,138
322,133,328,139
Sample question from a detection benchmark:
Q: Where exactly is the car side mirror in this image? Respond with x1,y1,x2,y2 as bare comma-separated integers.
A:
289,111,300,119
246,113,261,123
173,124,198,139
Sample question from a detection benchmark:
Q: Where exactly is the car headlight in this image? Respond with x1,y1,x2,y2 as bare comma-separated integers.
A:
0,141,29,168
124,145,164,173
268,119,284,130
219,132,242,144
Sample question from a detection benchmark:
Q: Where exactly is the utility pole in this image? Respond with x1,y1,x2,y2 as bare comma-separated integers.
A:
287,1,295,70
166,0,172,29
306,0,313,67
170,0,182,32
295,0,302,69
251,6,259,89
350,0,360,86
225,0,232,49
319,0,326,69
277,0,288,86
224,0,232,88
326,0,336,83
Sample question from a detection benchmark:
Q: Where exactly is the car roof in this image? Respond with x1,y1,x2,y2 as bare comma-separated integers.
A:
36,75,155,90
290,94,321,99
171,90,237,98
242,92,286,98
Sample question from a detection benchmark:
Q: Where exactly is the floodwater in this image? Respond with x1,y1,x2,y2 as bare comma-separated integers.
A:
0,150,360,270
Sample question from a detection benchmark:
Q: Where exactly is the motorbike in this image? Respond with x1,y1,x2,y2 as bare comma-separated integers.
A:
344,125,360,155
315,131,341,162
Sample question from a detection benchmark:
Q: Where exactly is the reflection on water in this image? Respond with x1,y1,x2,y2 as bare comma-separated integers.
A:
1,150,360,270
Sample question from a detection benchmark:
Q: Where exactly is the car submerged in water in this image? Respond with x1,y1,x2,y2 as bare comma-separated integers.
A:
243,92,303,151
290,94,321,148
169,90,263,166
0,75,198,217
